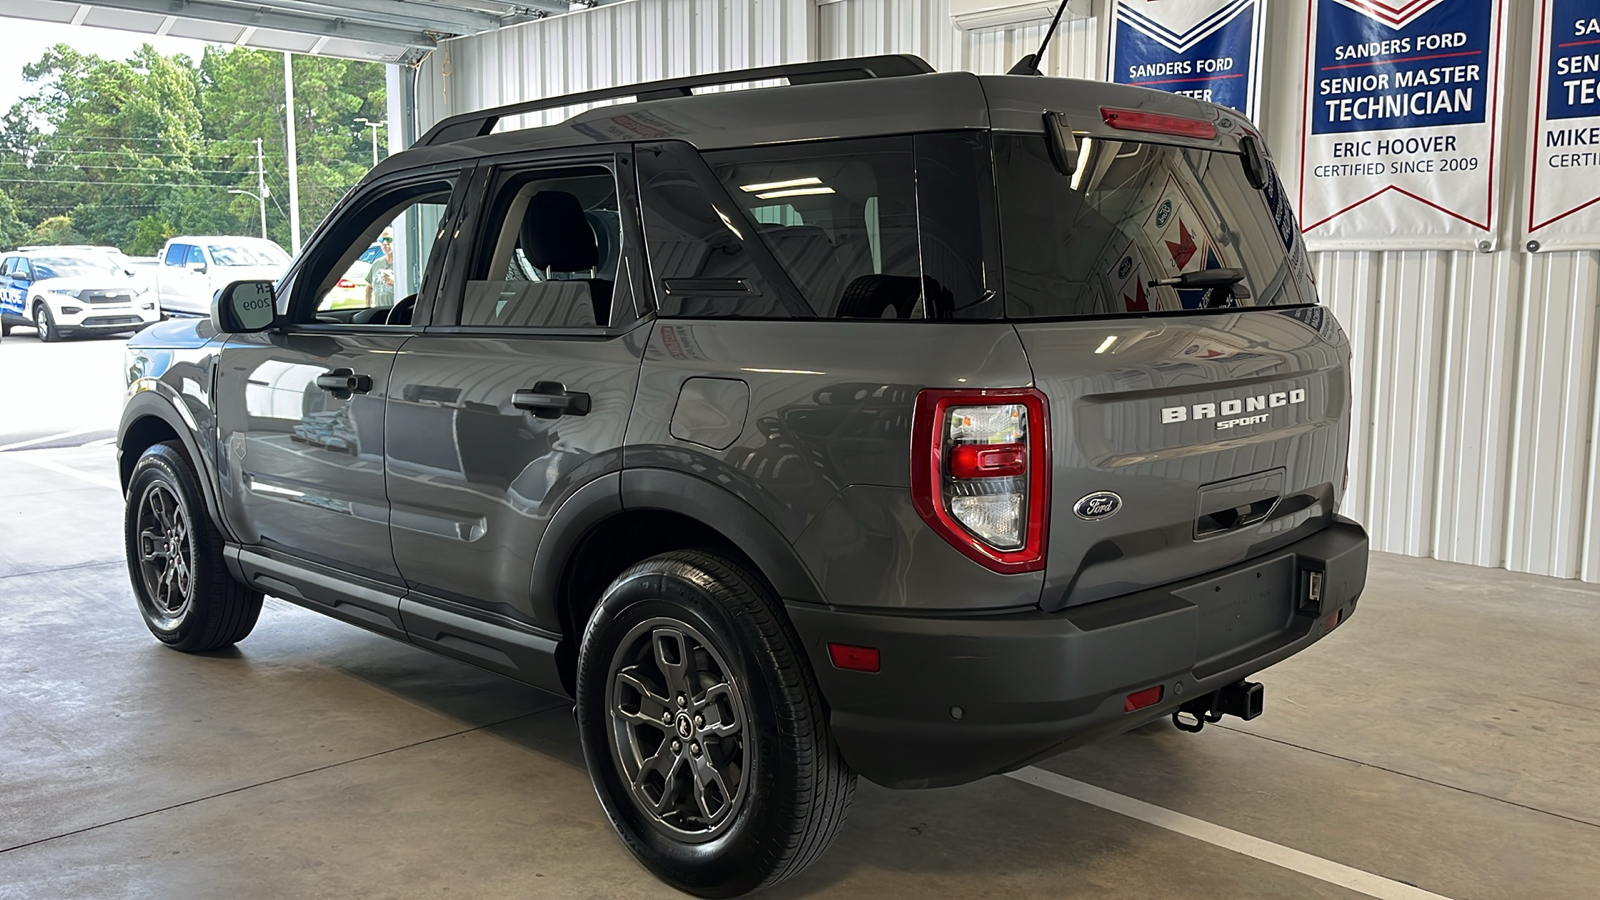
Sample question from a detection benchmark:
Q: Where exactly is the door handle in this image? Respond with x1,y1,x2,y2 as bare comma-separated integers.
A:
315,368,372,399
512,381,591,419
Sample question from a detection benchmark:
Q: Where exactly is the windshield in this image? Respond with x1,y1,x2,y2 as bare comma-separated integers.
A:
209,243,288,266
995,135,1313,318
31,256,122,280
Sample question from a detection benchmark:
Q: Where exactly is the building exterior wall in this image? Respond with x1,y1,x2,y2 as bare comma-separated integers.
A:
415,0,1600,583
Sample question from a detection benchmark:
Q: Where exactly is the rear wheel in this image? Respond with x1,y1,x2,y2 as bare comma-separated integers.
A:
124,441,262,652
33,303,59,342
1,320,11,336
576,551,855,897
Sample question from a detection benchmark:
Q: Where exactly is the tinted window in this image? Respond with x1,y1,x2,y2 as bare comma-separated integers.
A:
703,137,921,318
186,245,208,267
637,141,811,319
459,165,624,328
164,245,189,267
995,134,1312,318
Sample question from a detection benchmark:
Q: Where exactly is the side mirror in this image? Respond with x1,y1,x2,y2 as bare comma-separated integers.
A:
212,280,278,333
188,260,209,274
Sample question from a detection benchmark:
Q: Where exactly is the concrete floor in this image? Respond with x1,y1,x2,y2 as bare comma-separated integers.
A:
3,341,1599,899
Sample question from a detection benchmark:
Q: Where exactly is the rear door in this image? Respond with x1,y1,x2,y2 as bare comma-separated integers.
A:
385,151,644,637
991,132,1351,612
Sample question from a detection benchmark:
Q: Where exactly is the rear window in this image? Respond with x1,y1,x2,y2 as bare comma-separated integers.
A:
638,134,1001,320
995,134,1313,318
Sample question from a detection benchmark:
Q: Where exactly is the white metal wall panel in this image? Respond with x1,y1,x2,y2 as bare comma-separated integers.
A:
414,0,1600,584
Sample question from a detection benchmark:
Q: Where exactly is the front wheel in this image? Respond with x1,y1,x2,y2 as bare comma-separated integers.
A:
33,303,60,342
124,441,262,652
576,551,856,898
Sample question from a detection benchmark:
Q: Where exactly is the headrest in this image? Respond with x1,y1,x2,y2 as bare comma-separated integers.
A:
520,191,598,273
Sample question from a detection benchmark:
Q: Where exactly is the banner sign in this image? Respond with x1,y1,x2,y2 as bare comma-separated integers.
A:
1107,0,1266,121
1299,0,1508,250
1526,0,1600,250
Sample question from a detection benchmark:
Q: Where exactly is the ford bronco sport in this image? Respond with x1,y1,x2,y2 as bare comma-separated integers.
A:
119,54,1368,897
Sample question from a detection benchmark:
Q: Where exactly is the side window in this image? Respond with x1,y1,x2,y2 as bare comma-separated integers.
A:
637,142,810,319
14,259,30,279
186,245,208,268
293,177,456,324
704,136,921,318
164,245,189,267
459,164,624,328
0,258,11,277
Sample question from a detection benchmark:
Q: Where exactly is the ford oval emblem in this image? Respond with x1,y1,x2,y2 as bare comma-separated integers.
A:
1074,491,1122,521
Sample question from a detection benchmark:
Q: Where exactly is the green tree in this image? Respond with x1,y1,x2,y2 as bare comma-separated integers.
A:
0,189,27,249
0,43,385,254
27,214,83,245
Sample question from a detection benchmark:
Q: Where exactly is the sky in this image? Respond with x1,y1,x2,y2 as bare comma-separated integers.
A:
0,19,218,111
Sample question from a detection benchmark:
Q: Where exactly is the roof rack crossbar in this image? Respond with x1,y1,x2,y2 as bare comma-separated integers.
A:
416,54,936,147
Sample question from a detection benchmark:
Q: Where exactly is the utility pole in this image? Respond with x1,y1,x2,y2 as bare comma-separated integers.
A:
283,52,302,255
255,137,268,239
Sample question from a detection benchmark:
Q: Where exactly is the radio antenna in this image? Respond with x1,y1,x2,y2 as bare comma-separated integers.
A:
1007,0,1071,76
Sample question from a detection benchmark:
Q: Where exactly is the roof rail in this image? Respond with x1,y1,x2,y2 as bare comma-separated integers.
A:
416,54,937,147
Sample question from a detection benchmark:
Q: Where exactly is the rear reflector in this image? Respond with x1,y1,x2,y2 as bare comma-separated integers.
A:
828,643,881,673
1124,685,1164,713
1326,611,1341,632
1100,107,1218,140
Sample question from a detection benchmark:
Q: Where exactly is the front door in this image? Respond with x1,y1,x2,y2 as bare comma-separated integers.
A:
386,154,644,632
214,172,467,588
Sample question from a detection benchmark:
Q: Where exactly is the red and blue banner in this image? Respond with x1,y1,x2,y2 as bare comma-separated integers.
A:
1107,0,1265,121
1526,0,1600,250
1298,0,1508,250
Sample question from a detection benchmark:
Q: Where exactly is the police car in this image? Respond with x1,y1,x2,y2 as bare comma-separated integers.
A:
0,246,160,342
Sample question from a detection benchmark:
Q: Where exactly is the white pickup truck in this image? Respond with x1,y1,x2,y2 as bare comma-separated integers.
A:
154,236,291,318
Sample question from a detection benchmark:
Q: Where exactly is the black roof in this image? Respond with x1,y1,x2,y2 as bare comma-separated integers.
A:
375,55,1241,178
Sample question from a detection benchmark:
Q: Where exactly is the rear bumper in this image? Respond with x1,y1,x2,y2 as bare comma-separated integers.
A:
789,517,1367,788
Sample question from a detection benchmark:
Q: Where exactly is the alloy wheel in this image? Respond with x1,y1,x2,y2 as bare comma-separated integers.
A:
34,307,49,340
135,482,194,628
606,616,751,842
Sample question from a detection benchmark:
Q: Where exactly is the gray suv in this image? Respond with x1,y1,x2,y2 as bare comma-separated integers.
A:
118,55,1368,897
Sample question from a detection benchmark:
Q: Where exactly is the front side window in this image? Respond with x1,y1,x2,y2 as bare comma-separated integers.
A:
296,178,456,323
459,164,624,328
995,134,1313,318
186,245,208,267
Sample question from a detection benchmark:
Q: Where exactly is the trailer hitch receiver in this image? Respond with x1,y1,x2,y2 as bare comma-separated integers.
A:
1172,680,1264,733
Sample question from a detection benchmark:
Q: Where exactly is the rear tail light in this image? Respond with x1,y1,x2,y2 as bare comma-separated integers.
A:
911,388,1049,574
336,278,356,289
1100,107,1218,140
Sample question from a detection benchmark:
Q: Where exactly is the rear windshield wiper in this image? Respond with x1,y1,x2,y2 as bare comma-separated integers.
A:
1149,267,1252,308
1149,267,1245,289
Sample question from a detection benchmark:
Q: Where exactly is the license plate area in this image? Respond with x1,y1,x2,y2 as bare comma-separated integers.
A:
1173,554,1296,668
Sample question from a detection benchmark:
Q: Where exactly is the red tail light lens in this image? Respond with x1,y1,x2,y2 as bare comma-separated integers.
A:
336,278,356,288
911,388,1049,574
1100,107,1218,140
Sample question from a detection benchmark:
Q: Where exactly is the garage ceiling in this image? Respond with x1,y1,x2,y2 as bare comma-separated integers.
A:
3,0,616,64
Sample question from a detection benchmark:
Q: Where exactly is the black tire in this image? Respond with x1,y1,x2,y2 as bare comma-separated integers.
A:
576,551,855,898
124,441,262,652
33,302,60,343
0,320,10,337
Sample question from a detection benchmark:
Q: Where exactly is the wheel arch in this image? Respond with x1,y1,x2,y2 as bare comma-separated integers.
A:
541,468,826,694
118,393,232,542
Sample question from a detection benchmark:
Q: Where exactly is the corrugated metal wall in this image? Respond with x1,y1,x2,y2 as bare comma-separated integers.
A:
415,0,1600,584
